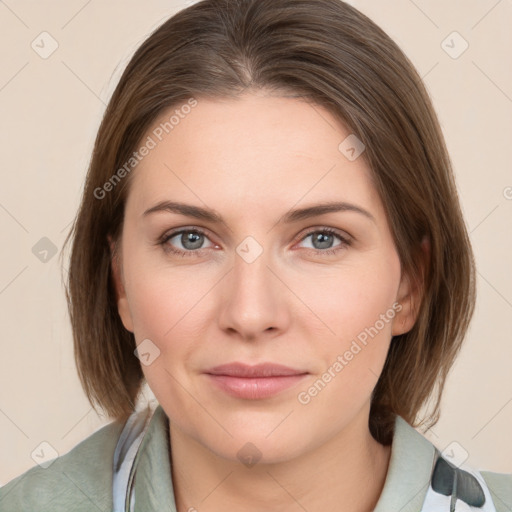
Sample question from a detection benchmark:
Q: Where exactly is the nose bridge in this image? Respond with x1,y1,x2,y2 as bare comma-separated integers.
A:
217,236,287,338
233,241,271,293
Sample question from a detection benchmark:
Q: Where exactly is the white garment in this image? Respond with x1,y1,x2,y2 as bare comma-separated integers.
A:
112,402,158,512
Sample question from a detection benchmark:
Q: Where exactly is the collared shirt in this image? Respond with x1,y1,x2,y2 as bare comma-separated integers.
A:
1,403,511,511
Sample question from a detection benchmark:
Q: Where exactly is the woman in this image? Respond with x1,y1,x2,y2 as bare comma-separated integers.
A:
1,0,510,511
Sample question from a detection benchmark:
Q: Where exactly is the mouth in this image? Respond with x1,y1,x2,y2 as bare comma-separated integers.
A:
204,362,309,400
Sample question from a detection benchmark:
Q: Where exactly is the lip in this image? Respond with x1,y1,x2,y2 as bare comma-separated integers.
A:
207,362,307,377
204,362,308,400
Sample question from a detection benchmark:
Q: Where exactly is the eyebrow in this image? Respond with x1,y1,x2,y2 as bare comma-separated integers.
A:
142,200,376,224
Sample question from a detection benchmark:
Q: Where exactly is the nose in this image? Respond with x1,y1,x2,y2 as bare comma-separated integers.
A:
217,245,290,342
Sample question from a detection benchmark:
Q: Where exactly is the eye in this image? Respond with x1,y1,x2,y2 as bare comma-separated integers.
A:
296,228,351,256
158,226,351,258
159,228,215,257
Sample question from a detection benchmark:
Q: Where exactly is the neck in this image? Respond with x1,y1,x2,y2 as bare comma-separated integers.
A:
169,409,392,512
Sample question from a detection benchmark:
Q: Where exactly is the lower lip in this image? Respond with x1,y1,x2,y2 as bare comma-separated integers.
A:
206,374,308,399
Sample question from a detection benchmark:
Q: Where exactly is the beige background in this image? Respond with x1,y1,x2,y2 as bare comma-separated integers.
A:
0,0,511,485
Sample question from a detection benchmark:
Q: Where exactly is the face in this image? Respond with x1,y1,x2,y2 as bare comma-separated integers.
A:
111,91,419,464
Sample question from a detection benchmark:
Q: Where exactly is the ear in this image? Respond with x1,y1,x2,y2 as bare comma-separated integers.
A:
392,236,430,336
108,234,134,333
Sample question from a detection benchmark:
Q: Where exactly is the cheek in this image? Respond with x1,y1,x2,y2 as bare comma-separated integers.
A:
124,267,205,411
293,268,400,424
124,244,211,340
306,261,400,341
298,255,401,394
123,256,217,389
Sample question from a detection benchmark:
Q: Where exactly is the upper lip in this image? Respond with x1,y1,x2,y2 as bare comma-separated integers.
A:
206,362,308,378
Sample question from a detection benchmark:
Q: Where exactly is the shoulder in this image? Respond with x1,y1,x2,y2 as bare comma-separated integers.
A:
0,417,124,512
481,470,512,512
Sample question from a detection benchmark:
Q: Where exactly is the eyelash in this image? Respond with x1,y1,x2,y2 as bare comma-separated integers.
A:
158,227,352,258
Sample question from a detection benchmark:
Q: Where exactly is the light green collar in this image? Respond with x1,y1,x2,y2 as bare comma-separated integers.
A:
374,415,435,511
132,405,177,510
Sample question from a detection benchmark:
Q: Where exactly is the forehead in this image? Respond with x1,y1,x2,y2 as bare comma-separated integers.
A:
125,92,381,221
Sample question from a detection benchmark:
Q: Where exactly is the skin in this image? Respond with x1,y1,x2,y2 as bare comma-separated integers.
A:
110,89,423,512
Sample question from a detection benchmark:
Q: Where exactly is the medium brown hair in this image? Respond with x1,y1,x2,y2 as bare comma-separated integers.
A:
62,0,476,444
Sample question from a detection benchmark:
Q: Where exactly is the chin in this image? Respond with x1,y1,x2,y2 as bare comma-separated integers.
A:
193,420,315,466
219,435,307,466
